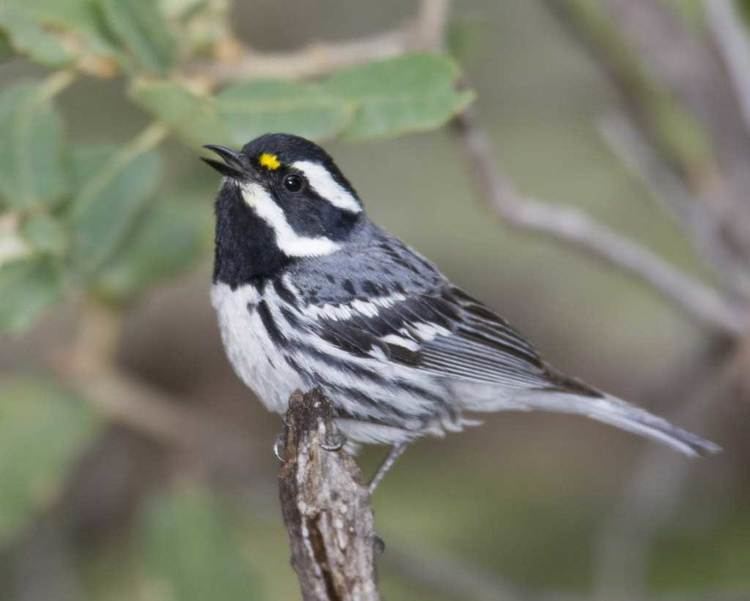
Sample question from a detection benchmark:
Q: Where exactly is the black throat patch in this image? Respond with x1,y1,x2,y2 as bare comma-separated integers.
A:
213,183,292,289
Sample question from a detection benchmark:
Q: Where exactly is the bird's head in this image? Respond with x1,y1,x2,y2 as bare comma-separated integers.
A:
203,133,365,287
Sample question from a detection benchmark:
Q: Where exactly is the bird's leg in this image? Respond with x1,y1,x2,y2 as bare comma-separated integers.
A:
368,443,408,494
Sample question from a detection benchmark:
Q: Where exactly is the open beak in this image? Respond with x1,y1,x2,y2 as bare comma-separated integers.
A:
201,144,245,179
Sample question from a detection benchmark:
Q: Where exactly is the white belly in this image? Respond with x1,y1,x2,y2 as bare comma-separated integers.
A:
211,282,306,414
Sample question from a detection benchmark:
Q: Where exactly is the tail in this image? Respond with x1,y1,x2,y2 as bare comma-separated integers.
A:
512,388,720,457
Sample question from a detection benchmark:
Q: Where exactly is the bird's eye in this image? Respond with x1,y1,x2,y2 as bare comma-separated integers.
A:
283,174,305,193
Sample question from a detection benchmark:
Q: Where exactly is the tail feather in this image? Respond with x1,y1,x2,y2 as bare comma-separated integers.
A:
512,390,720,457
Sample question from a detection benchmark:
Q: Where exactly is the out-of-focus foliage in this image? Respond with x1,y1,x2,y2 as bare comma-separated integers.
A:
0,257,62,332
0,2,474,598
0,377,99,545
0,82,68,209
0,1,471,334
99,0,178,74
0,0,115,68
137,487,260,601
132,54,473,146
95,200,205,303
322,54,473,138
68,145,162,275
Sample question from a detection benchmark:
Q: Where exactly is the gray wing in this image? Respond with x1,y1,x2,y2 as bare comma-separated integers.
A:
289,232,570,393
316,284,553,387
286,233,718,456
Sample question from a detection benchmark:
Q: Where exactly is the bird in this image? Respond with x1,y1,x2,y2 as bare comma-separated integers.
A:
202,133,719,491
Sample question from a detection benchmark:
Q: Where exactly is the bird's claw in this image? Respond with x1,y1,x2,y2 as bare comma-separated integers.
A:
319,426,346,451
273,433,286,462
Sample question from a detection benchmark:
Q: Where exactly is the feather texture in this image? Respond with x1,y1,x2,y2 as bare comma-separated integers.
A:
208,133,720,458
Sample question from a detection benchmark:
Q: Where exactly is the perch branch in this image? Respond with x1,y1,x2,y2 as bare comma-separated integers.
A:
278,389,380,601
452,109,747,337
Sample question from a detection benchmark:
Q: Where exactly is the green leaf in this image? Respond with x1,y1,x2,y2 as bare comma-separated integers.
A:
132,55,473,147
95,200,206,303
0,377,99,546
160,0,206,20
323,53,474,139
740,0,750,25
0,257,62,333
0,0,116,68
0,30,13,61
98,0,177,74
138,487,259,601
130,79,229,146
0,83,69,210
217,80,353,143
68,143,116,190
68,144,161,276
0,7,73,66
21,213,68,257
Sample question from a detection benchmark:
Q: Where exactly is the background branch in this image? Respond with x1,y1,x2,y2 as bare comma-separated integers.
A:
596,111,743,295
191,0,449,84
452,110,746,337
706,0,750,134
544,0,750,298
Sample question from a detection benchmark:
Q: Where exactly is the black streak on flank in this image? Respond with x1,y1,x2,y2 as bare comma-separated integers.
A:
273,278,298,307
258,300,285,346
280,306,300,327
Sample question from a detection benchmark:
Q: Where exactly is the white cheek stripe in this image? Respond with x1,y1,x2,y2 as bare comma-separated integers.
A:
292,160,362,213
240,183,340,257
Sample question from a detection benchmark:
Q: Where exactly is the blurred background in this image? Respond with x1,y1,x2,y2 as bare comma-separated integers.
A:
1,0,749,599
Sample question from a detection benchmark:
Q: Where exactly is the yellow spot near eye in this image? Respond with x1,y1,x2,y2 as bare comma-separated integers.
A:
259,152,281,170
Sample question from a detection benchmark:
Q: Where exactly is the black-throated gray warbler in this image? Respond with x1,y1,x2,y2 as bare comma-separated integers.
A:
203,133,718,489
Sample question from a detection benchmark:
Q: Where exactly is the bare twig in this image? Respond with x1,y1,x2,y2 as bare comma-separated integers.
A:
544,0,750,297
602,0,750,173
191,0,448,84
411,0,451,50
54,301,261,470
597,111,744,294
452,109,746,337
598,112,709,234
278,389,380,601
192,29,408,83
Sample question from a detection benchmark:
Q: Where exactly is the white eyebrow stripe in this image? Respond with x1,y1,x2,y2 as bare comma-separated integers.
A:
240,183,341,257
292,160,362,213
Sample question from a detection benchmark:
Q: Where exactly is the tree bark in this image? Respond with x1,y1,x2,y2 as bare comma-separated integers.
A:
278,389,380,601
